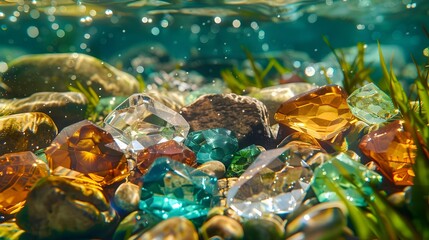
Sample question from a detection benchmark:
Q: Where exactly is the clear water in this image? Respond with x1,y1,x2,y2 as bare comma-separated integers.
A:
0,0,428,84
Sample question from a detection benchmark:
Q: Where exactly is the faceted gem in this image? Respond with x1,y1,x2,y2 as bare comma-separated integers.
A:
103,94,190,156
226,147,314,218
359,120,416,185
0,151,49,216
279,139,329,170
347,83,398,124
45,120,128,186
226,145,263,178
139,157,219,225
311,153,383,206
274,85,354,140
136,140,197,175
184,128,239,166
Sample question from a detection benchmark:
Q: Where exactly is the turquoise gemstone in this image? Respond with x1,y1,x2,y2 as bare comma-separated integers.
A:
226,144,263,177
311,152,383,206
347,83,398,124
139,157,219,226
184,128,239,166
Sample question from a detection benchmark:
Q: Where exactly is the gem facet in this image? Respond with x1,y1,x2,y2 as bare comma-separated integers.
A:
139,157,219,225
184,128,239,166
226,145,263,178
311,153,383,206
0,151,49,216
274,85,354,140
136,140,197,174
185,128,238,167
359,120,416,185
226,147,313,218
347,83,397,124
103,94,190,155
45,120,128,186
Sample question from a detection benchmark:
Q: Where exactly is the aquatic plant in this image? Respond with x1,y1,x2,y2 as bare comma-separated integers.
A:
221,48,290,94
68,81,100,122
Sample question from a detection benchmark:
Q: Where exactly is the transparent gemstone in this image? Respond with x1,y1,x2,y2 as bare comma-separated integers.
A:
359,120,416,185
311,153,383,206
274,85,354,140
347,83,398,124
136,140,197,175
184,128,239,166
226,147,313,218
0,152,49,216
225,145,263,178
103,94,190,156
45,120,128,186
139,157,219,225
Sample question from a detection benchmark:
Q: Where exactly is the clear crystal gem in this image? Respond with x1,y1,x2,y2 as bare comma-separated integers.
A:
226,147,313,218
103,94,190,156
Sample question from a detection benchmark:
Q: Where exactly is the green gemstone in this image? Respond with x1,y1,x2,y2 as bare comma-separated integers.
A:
139,157,219,226
311,152,383,206
184,128,239,166
347,83,398,124
226,145,262,177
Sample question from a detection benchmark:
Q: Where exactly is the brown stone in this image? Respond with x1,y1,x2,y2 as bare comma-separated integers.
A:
0,112,58,155
181,93,273,148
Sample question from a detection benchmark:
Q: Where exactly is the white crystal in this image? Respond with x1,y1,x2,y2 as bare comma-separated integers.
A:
103,94,190,156
226,147,313,218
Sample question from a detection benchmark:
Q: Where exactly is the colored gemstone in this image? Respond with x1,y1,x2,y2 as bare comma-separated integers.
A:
359,120,416,185
139,157,219,225
184,128,239,166
136,140,197,174
274,85,354,140
226,145,263,178
45,120,128,186
311,152,383,206
226,147,313,218
103,94,190,156
0,151,49,216
347,83,398,124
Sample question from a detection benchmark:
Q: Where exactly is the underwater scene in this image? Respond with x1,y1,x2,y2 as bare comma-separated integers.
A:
1,0,429,239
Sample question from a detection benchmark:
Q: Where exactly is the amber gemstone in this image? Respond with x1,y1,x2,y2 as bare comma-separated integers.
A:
274,85,354,140
136,140,197,174
0,151,49,215
45,120,128,186
359,120,416,185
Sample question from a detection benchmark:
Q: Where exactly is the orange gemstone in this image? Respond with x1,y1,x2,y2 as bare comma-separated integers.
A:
0,151,49,216
274,85,354,140
359,120,416,185
45,120,128,186
136,140,197,174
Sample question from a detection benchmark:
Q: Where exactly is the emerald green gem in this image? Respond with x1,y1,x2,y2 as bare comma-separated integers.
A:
347,83,397,124
226,145,262,177
184,128,239,167
139,157,219,226
311,152,383,206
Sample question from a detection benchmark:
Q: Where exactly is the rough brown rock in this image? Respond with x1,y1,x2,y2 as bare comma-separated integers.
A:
181,93,273,148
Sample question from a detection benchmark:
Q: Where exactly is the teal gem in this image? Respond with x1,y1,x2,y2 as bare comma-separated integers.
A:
347,83,398,124
311,152,383,206
226,145,263,177
139,157,219,226
184,128,239,167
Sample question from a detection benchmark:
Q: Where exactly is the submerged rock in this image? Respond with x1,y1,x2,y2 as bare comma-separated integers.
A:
130,217,198,240
0,92,87,129
200,215,244,240
181,93,273,148
1,53,139,98
0,112,57,155
16,176,119,239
